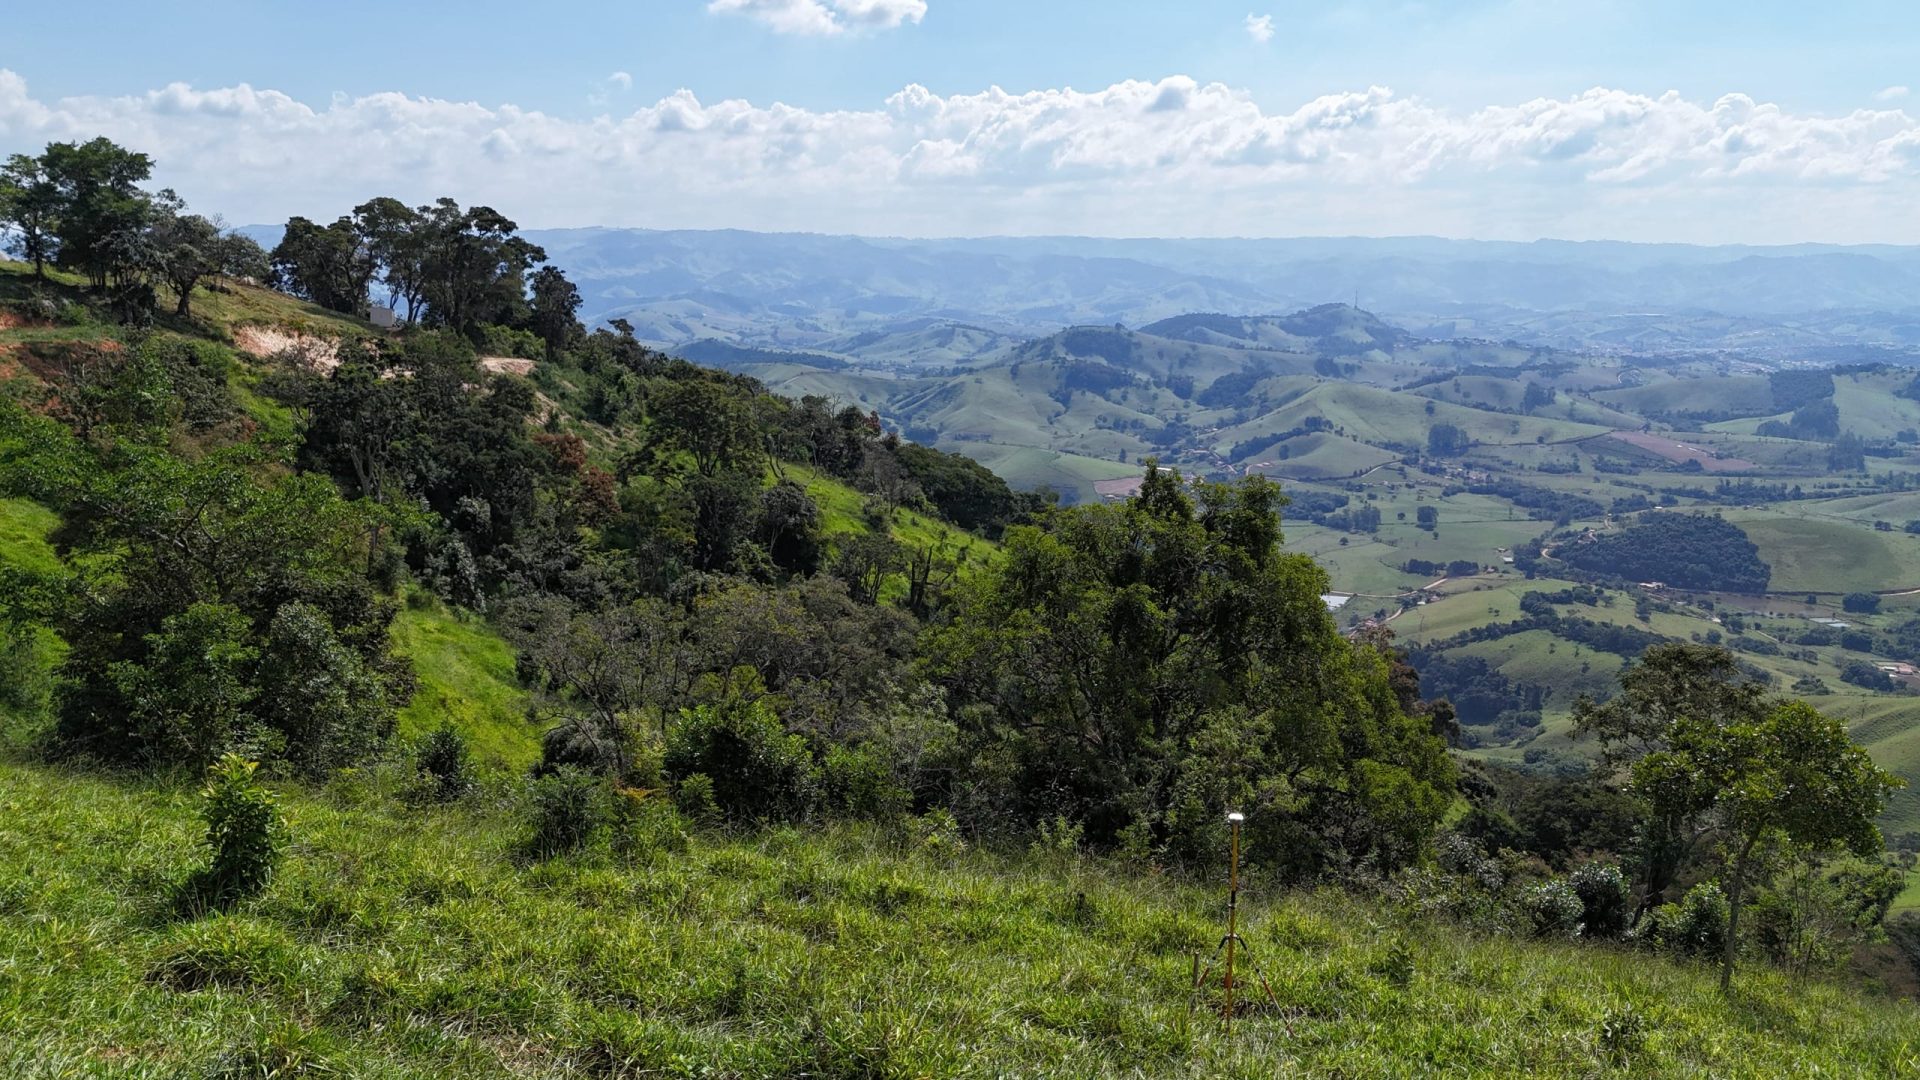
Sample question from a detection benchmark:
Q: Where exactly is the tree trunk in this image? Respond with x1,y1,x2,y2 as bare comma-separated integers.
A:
1719,839,1756,993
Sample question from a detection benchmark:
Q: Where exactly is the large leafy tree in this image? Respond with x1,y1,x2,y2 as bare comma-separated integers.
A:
1632,698,1899,989
150,208,223,317
1574,643,1771,911
416,199,546,334
351,196,428,321
922,464,1453,872
0,152,62,277
41,137,155,288
270,215,373,315
528,265,583,360
645,375,762,478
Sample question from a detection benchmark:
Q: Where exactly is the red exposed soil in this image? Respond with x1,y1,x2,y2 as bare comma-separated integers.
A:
1605,430,1756,472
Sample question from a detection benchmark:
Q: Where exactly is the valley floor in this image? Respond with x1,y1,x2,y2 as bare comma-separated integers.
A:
2,758,1917,1078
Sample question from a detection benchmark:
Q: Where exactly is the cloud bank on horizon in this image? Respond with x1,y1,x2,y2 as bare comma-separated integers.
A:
2,67,1917,244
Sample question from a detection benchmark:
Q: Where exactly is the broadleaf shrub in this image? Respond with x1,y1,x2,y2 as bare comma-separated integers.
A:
1524,879,1586,939
412,723,473,802
1635,881,1728,957
1569,863,1631,938
664,700,817,823
528,767,613,856
181,754,286,910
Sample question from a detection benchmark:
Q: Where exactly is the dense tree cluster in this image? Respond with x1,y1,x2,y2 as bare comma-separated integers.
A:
0,400,408,775
270,197,553,336
1463,478,1604,524
1767,370,1837,412
0,138,266,319
1556,512,1771,593
1427,422,1471,456
922,465,1455,872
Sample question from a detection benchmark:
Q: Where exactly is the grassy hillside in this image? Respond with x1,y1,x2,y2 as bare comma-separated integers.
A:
938,443,1139,503
1722,512,1920,594
0,496,61,576
388,601,539,770
3,757,1917,1078
1,260,374,345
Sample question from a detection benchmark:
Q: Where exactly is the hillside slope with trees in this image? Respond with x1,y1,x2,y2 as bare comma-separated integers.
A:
3,136,1919,1074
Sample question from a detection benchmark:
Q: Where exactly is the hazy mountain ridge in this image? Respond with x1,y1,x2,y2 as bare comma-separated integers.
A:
516,228,1920,361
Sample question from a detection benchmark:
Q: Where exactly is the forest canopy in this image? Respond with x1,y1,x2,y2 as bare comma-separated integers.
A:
1557,512,1772,593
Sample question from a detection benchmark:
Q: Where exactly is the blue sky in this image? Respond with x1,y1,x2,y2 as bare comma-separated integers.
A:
3,1,1919,242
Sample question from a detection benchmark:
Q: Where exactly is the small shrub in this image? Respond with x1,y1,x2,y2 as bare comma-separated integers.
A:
673,772,721,826
1115,819,1158,869
914,807,967,859
1433,831,1505,891
1569,864,1631,939
412,723,473,802
1369,940,1416,988
528,767,613,856
819,743,910,820
614,788,691,860
1637,881,1728,958
180,755,286,911
1595,1004,1648,1067
664,700,817,823
0,623,52,718
1524,879,1585,939
1031,815,1086,863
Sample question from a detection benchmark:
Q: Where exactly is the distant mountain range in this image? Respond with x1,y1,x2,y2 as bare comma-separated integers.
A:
517,229,1920,362
235,223,1920,362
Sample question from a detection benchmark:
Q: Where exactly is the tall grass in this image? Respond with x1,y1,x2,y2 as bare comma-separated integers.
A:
1,757,1915,1078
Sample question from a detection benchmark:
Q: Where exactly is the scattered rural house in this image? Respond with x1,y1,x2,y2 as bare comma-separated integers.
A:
1322,594,1353,612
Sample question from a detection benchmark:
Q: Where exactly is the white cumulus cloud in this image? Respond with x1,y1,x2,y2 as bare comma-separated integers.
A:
2,70,1918,242
707,0,926,36
1245,13,1275,44
1877,85,1911,102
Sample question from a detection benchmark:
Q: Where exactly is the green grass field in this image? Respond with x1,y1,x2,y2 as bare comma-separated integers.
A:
388,601,539,770
1592,375,1774,418
1253,433,1401,480
1723,512,1920,594
3,756,1917,1078
938,443,1138,504
0,496,61,576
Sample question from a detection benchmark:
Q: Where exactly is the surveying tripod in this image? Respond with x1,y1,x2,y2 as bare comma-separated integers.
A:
1187,811,1286,1036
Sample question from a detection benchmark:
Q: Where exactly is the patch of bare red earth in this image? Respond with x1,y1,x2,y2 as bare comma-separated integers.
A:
1604,430,1756,472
